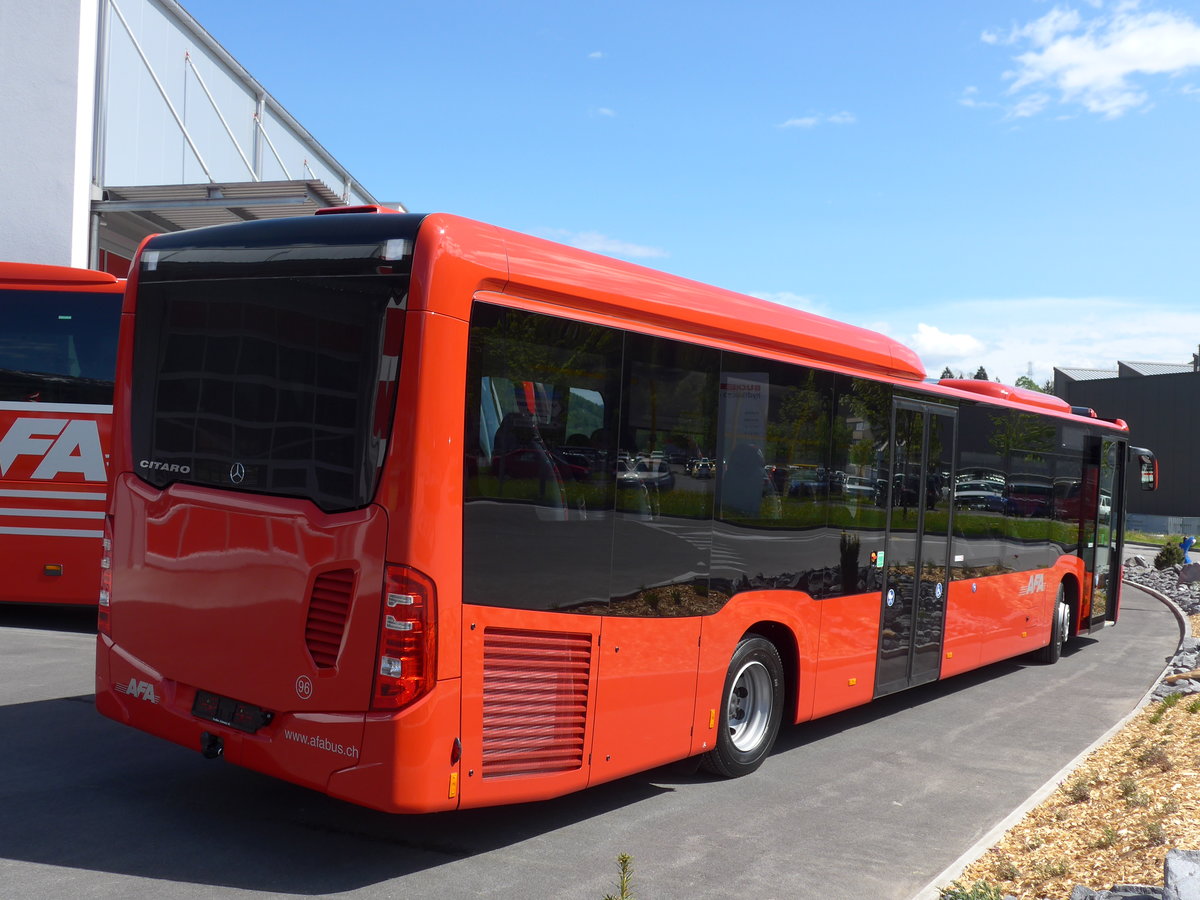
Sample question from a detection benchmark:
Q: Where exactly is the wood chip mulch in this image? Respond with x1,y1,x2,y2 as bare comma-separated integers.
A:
947,613,1200,898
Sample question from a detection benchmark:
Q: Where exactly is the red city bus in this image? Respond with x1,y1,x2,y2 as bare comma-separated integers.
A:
96,211,1157,812
0,262,123,606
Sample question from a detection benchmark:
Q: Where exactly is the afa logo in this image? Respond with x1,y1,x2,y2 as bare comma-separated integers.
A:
0,417,107,481
115,678,159,704
1019,573,1046,596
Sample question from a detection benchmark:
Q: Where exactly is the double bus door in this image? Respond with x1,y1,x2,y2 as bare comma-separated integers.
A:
1085,437,1125,628
876,400,957,697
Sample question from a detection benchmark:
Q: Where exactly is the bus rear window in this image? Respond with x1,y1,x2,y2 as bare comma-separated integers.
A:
0,290,121,404
130,276,405,512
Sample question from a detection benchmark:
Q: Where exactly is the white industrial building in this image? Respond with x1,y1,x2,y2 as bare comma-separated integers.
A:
0,0,392,274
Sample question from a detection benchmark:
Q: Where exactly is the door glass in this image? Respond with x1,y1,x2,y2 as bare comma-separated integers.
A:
1091,439,1120,624
910,411,954,685
878,407,922,693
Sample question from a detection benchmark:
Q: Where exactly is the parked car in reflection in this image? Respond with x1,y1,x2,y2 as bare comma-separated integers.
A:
787,466,827,498
617,458,675,489
693,458,714,479
953,480,1005,512
844,475,875,500
1004,479,1053,518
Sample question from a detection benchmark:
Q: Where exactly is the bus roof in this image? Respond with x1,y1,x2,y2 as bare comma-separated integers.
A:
0,261,123,290
414,213,929,383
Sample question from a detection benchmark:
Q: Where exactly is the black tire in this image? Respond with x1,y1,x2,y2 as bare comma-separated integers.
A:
1037,584,1068,665
701,636,785,777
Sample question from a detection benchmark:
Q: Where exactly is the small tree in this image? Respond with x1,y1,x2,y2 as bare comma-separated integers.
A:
1014,375,1044,393
1155,541,1184,570
602,854,634,900
973,366,989,381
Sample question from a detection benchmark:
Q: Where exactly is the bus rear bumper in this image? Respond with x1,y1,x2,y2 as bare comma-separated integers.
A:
96,635,462,813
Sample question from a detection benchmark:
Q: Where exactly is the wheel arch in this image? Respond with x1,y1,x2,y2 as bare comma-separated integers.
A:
743,620,800,725
1059,573,1082,638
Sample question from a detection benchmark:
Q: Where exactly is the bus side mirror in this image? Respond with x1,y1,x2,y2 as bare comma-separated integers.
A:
1132,448,1158,491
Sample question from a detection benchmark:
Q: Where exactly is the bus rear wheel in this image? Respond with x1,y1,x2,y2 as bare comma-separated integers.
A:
702,636,784,777
1037,584,1069,665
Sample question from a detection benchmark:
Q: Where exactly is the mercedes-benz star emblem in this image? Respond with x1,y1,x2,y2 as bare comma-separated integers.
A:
229,462,246,485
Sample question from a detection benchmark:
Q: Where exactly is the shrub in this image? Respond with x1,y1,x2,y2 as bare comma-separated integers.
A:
1147,820,1168,846
1063,776,1092,803
1155,542,1184,570
1137,744,1173,772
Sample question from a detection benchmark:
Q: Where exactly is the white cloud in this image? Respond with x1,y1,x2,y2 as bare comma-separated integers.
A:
539,229,668,260
959,86,999,109
588,51,604,59
592,107,617,118
982,3,1200,118
852,295,1200,386
909,323,986,359
779,116,820,129
778,111,856,129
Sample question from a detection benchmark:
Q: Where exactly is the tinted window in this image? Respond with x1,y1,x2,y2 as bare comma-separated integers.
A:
0,289,120,404
612,333,719,614
463,304,622,612
131,276,405,512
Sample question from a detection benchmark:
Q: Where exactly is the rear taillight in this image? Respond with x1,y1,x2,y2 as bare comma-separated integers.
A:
98,516,113,636
371,565,437,710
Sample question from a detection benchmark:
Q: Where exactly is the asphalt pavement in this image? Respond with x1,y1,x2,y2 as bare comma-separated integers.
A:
0,581,1181,899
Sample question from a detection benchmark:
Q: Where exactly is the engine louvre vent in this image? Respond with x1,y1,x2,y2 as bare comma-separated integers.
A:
305,569,355,668
482,628,592,779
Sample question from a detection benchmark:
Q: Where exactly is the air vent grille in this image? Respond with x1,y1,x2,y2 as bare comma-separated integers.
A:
305,569,355,668
482,628,592,779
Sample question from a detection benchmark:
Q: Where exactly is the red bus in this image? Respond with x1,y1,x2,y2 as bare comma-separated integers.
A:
96,210,1157,812
0,262,123,606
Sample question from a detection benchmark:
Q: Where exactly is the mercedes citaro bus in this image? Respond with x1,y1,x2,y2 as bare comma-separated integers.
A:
96,208,1156,812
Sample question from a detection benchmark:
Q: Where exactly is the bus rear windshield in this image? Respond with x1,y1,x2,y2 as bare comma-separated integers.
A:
130,275,406,512
0,290,121,404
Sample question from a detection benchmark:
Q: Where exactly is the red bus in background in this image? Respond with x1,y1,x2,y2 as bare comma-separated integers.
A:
96,211,1156,813
0,262,123,606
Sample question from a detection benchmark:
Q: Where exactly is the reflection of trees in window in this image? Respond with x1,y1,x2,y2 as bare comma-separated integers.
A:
989,412,1055,463
767,372,829,466
848,380,892,444
472,312,621,396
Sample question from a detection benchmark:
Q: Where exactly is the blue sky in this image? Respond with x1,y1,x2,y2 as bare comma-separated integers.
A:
182,0,1200,386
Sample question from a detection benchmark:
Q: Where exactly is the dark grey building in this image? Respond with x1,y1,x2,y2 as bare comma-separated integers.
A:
1055,359,1197,528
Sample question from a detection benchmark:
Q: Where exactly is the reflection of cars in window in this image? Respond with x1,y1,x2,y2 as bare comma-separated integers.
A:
693,458,713,479
844,475,874,499
953,480,1005,512
617,458,675,489
1004,479,1053,518
786,466,827,498
497,448,590,482
763,465,788,494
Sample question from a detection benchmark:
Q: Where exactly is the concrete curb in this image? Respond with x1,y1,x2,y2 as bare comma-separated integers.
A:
910,580,1189,899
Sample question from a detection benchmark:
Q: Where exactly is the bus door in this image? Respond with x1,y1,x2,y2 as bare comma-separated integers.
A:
1086,438,1125,628
876,401,957,697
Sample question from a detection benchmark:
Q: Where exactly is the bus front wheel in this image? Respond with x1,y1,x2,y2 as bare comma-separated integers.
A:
702,636,784,778
1037,584,1069,665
